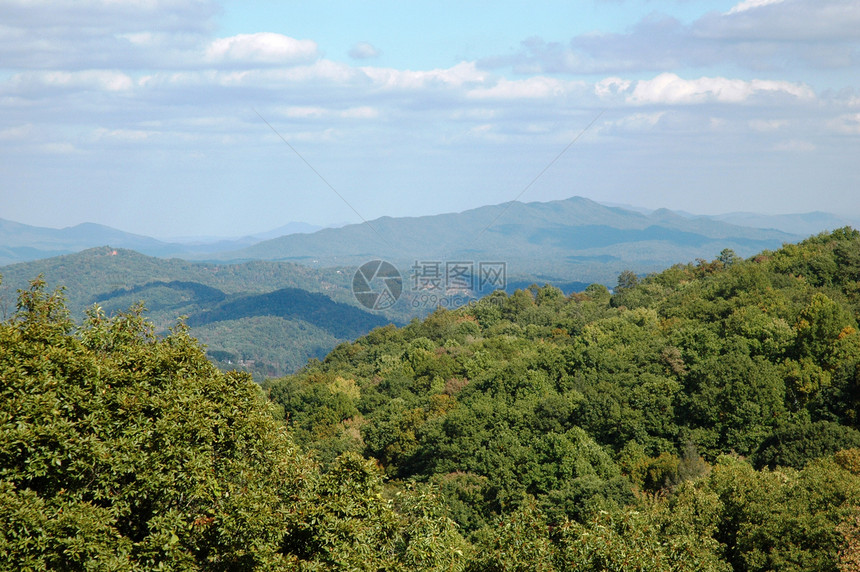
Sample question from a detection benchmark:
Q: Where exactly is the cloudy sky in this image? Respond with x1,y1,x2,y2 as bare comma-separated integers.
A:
1,0,859,239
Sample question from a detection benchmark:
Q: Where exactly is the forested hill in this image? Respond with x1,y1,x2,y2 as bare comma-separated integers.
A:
0,247,388,376
265,227,860,570
185,287,388,340
0,246,355,313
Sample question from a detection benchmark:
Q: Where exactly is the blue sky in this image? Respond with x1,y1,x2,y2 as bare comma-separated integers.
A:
1,0,859,239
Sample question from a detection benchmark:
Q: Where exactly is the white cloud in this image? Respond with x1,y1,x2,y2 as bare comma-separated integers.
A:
280,106,379,119
749,118,789,131
341,106,379,119
481,0,860,75
9,70,134,92
132,59,361,92
698,0,860,42
281,107,335,119
595,77,632,99
448,108,497,121
627,73,814,105
205,33,318,65
349,42,381,60
278,60,362,83
726,0,787,15
773,139,816,151
467,77,583,100
710,117,728,130
0,0,219,30
606,112,667,131
0,124,34,141
39,142,79,154
93,127,158,142
828,113,860,134
0,0,218,69
361,62,486,91
453,123,508,144
284,127,340,143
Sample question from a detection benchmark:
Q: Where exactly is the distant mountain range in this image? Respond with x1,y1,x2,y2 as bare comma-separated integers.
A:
703,211,860,237
4,198,859,269
210,197,810,284
0,219,327,265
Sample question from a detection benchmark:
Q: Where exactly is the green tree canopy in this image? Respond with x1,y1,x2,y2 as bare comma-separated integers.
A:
0,279,467,571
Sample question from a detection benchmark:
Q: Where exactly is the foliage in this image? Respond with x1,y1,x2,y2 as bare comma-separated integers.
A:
266,228,860,569
0,279,466,570
468,494,729,572
752,420,860,470
703,455,860,571
192,315,341,378
838,509,860,572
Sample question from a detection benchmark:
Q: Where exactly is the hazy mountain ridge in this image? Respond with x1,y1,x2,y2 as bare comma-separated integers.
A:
704,211,860,236
5,197,853,269
598,204,860,236
0,219,171,264
0,218,323,264
217,196,802,283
